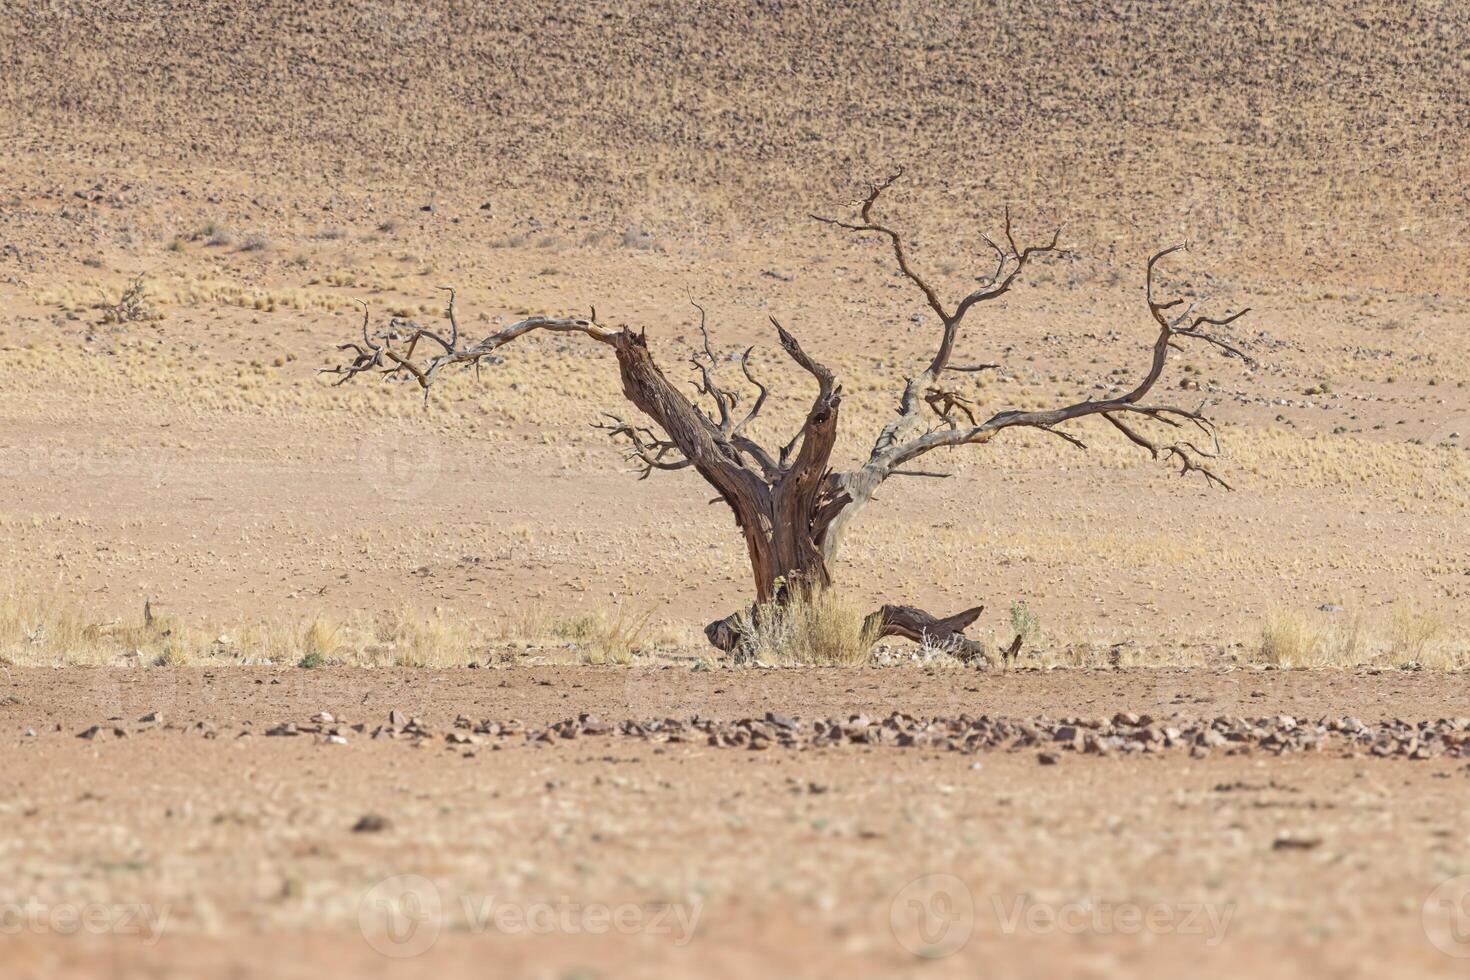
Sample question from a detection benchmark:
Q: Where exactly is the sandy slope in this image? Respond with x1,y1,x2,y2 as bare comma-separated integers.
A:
1,0,1467,288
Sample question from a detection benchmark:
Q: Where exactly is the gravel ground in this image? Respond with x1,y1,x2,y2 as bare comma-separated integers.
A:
3,666,1469,978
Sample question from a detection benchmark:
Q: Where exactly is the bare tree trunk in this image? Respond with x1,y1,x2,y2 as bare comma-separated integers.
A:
703,486,997,663
325,172,1250,666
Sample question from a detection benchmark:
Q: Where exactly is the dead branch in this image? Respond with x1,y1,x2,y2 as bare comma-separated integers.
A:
326,175,1254,662
813,176,1250,492
814,171,1064,473
857,242,1249,489
593,414,692,480
924,386,979,428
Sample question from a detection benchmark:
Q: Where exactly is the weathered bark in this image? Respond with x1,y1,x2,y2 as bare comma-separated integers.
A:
704,598,992,665
866,603,991,665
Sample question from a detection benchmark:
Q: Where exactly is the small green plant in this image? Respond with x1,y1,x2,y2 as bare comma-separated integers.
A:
297,649,326,669
1010,600,1038,641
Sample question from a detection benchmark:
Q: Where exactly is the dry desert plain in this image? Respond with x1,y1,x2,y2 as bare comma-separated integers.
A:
0,1,1468,977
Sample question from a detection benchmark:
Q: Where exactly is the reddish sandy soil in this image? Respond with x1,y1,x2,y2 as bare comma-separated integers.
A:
1,3,1468,977
3,667,1470,978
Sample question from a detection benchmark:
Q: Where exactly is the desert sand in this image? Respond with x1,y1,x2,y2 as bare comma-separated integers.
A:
0,2,1467,976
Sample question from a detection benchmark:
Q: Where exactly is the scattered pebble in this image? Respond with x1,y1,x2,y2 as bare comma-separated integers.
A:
352,814,391,833
67,709,1470,764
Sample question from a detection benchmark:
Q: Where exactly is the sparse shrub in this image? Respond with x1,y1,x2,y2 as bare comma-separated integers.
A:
200,223,233,247
1010,600,1038,643
239,232,272,252
621,224,656,250
101,278,161,324
297,649,326,669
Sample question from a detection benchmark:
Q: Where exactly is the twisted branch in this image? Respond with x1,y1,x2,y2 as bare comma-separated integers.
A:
868,244,1249,488
594,415,692,480
814,170,1064,469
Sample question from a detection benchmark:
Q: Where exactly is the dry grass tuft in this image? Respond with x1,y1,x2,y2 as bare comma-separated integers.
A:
300,618,346,664
154,639,190,667
736,587,879,666
1386,602,1452,668
1252,601,1463,670
372,608,476,667
1,583,1462,672
1256,607,1326,667
0,590,182,666
548,606,654,665
0,590,493,668
490,603,654,664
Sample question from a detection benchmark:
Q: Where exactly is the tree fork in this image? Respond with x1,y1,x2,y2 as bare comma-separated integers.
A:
323,173,1252,660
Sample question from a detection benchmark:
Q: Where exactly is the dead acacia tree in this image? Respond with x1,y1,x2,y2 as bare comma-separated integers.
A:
325,174,1250,662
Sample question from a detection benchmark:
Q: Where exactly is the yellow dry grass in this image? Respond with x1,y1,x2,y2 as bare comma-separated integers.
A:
1252,601,1463,670
0,587,673,669
497,603,655,665
736,586,880,666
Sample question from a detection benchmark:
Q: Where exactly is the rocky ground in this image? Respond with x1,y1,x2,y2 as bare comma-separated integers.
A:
5,667,1470,978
